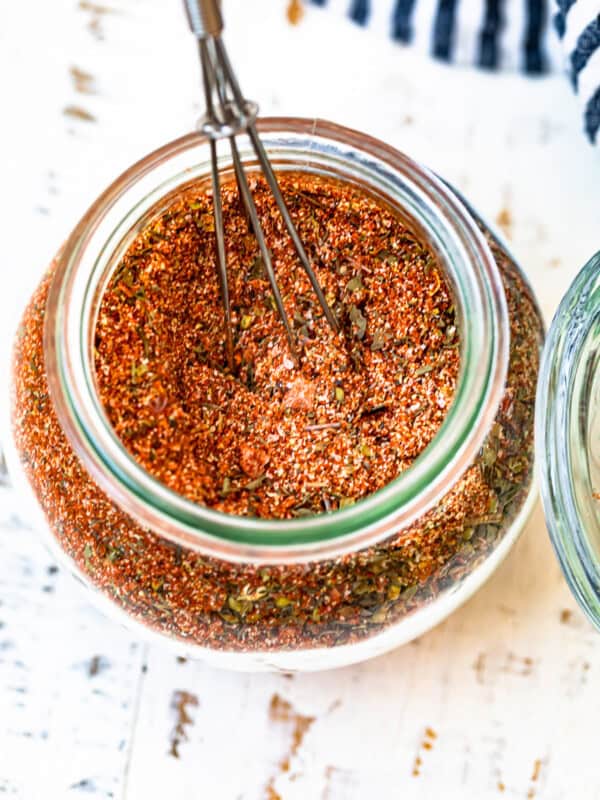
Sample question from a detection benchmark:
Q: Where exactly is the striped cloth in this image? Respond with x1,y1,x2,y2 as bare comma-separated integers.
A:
309,0,600,143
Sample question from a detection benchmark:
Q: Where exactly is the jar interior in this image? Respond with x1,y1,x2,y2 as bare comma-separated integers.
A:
88,167,466,513
45,119,508,560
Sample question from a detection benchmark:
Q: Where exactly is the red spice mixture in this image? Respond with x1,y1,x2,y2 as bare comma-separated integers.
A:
94,174,458,517
11,173,543,651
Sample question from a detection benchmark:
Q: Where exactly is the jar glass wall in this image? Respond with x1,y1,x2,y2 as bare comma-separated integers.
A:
537,250,600,631
9,119,544,670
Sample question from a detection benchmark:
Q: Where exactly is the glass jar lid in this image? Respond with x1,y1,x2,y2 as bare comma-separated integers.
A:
537,250,600,627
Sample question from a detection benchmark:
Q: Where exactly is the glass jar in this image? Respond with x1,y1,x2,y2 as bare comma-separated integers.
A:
537,251,600,629
6,119,544,671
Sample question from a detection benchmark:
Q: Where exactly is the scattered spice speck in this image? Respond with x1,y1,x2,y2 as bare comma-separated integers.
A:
412,754,422,777
78,0,114,40
168,690,199,759
503,652,534,677
266,694,315,796
496,207,512,239
88,654,109,677
286,0,304,25
269,693,315,760
69,778,96,792
412,727,437,776
327,698,342,713
63,105,96,123
69,65,96,95
474,652,486,684
78,0,113,11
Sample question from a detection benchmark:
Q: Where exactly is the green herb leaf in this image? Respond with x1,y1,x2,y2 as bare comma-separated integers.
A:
414,364,434,377
131,361,148,382
346,275,363,292
371,329,387,351
244,475,266,491
349,305,367,340
291,507,314,518
249,255,264,279
370,606,388,623
376,250,398,266
387,584,401,601
401,584,419,601
339,496,356,510
84,542,94,572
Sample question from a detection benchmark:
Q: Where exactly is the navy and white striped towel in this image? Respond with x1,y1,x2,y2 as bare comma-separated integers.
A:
309,0,600,144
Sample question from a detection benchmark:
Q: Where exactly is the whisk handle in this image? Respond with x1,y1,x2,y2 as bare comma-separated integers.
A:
183,0,223,38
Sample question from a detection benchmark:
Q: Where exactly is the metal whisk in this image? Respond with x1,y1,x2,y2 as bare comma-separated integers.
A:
183,0,338,369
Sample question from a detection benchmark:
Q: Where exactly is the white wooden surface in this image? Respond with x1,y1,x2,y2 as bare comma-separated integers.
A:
2,1,600,798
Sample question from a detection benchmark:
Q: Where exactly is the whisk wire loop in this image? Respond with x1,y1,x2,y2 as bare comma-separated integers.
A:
199,39,234,367
187,1,338,369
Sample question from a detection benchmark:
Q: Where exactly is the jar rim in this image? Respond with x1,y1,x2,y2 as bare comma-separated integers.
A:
537,249,600,627
44,117,509,563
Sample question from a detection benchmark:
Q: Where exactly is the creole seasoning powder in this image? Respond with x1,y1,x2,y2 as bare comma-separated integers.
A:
12,172,542,652
94,174,458,517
